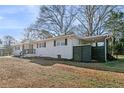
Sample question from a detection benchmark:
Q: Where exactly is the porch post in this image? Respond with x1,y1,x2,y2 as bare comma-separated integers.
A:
104,38,107,62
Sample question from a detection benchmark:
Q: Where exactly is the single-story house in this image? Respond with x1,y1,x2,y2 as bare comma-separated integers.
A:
12,34,112,62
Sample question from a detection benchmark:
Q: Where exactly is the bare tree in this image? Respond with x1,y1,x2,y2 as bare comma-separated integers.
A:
23,24,38,41
36,5,77,36
77,5,116,36
23,24,53,42
3,35,16,47
3,35,17,55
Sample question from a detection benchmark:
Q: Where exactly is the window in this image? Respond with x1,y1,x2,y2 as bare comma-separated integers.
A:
33,49,36,54
97,42,104,46
37,42,46,48
15,46,20,50
61,41,65,46
92,42,104,47
54,39,68,46
41,42,46,47
31,44,33,49
44,42,46,47
39,43,42,48
57,41,60,46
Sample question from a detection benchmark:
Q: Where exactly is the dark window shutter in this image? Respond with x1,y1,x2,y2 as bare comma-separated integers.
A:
44,42,46,47
54,40,56,46
37,43,38,48
65,39,67,45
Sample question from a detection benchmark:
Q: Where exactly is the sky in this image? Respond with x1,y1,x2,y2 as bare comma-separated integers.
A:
0,5,40,41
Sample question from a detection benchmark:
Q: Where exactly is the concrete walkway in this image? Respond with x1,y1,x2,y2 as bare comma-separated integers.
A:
0,56,13,58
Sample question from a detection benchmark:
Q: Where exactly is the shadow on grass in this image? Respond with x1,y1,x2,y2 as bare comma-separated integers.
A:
22,56,124,73
24,57,75,66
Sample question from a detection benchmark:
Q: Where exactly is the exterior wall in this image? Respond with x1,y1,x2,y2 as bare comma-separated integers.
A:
35,37,79,59
0,49,4,56
73,45,92,61
13,36,79,59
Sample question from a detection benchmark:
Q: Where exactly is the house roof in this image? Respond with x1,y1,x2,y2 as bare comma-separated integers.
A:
79,35,112,42
33,34,77,43
12,34,76,46
13,34,112,46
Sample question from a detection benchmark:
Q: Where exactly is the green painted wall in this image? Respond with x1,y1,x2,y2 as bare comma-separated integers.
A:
73,45,91,62
73,45,105,62
92,46,105,61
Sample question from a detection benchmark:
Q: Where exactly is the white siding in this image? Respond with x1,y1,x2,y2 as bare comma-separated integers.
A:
35,37,79,59
13,36,79,59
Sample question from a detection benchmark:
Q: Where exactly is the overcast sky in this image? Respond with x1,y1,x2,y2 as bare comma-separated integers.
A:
0,5,39,40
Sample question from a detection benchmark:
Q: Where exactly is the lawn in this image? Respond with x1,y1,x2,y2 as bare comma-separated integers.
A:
29,55,124,73
0,56,124,87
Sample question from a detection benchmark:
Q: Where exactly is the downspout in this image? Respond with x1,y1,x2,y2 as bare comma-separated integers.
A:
104,36,111,62
105,38,107,62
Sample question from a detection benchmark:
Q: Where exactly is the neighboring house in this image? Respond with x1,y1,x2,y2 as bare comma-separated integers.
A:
0,47,4,56
12,34,112,62
0,44,4,56
0,47,12,56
